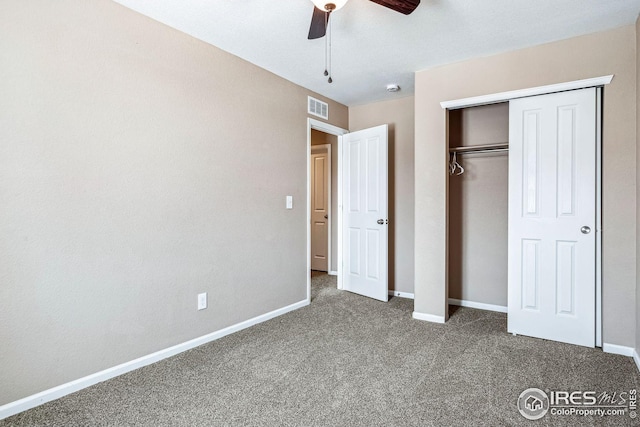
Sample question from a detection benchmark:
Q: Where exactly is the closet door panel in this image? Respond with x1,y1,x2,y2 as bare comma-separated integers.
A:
508,87,596,348
520,239,540,311
555,240,576,316
557,106,577,217
522,110,541,217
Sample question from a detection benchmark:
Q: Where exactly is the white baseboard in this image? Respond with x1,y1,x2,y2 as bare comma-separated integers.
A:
328,271,338,276
412,311,445,324
634,350,640,373
448,298,507,313
389,290,415,299
602,343,635,357
0,299,309,421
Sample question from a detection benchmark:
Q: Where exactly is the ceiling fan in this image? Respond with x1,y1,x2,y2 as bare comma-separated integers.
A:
308,0,420,39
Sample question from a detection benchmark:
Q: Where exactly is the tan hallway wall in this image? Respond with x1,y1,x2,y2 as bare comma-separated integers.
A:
349,97,415,295
415,25,637,347
0,0,348,406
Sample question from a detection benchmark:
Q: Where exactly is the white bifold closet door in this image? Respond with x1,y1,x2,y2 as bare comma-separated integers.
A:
507,88,596,347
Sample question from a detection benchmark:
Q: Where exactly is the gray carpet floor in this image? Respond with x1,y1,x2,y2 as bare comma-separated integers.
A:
2,272,639,426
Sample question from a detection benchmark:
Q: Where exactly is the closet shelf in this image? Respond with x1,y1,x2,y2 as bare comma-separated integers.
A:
449,142,509,154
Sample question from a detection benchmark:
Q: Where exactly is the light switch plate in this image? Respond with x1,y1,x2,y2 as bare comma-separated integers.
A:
286,196,293,209
197,292,207,310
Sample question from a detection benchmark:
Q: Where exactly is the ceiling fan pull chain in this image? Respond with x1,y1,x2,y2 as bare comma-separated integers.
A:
323,11,329,77
327,13,332,83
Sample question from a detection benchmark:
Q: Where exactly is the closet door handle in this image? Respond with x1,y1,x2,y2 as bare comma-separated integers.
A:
581,226,591,234
377,219,384,225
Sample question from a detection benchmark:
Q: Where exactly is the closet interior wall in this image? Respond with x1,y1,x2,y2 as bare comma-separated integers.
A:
448,103,509,307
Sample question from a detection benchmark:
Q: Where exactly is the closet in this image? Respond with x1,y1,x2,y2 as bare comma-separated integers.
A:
446,87,600,348
447,103,509,311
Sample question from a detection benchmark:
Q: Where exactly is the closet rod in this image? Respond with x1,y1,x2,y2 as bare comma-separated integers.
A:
449,142,509,154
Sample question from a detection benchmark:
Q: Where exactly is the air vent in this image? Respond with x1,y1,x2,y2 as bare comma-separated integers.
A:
308,96,328,120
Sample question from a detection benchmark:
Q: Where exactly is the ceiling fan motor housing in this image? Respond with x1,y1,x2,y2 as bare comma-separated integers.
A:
311,0,349,12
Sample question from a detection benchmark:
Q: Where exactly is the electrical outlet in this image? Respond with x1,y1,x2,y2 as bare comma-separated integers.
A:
197,292,207,311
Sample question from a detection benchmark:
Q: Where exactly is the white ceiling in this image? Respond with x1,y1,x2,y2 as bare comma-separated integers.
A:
112,0,640,106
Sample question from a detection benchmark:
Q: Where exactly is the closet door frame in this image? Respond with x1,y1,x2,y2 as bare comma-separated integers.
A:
440,75,611,347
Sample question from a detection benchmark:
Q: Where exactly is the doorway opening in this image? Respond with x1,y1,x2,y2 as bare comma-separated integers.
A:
447,102,509,315
306,119,347,303
306,119,391,303
310,139,333,273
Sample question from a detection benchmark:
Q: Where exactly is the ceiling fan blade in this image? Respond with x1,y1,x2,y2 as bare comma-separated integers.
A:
368,0,420,15
308,7,329,39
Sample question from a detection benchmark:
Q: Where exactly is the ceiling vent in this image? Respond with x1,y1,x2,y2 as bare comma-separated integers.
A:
308,96,328,120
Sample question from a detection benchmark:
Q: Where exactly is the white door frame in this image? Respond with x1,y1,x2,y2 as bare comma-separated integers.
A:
306,118,348,303
440,75,612,347
595,87,603,347
310,143,331,272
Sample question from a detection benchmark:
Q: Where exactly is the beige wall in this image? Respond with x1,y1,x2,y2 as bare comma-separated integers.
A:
415,25,637,347
350,97,415,294
310,130,338,271
0,0,347,406
448,103,509,306
636,15,640,358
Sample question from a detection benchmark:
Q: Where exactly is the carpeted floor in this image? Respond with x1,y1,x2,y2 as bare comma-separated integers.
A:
2,272,639,426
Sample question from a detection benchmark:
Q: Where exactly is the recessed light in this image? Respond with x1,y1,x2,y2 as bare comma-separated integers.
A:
386,84,400,93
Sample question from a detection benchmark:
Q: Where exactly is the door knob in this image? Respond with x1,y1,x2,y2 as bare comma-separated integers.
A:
377,219,384,225
324,215,328,219
581,226,591,234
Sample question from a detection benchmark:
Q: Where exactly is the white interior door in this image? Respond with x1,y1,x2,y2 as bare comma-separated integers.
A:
342,124,388,302
311,147,329,271
508,88,596,347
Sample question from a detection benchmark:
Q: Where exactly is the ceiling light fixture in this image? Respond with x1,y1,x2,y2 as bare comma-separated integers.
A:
386,84,401,92
310,0,349,12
